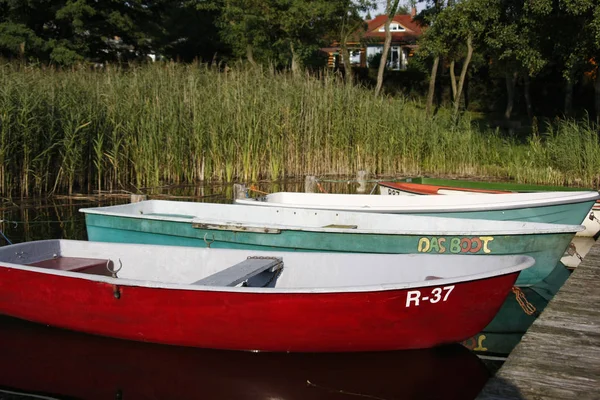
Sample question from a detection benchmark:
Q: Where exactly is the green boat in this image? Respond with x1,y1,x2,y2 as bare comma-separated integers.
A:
80,200,583,286
377,179,600,238
462,260,570,356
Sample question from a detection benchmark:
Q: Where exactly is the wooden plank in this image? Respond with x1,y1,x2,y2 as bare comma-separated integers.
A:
191,221,281,234
192,257,283,287
477,242,600,399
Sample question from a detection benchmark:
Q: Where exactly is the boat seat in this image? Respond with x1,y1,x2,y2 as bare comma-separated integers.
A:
28,257,113,277
192,257,283,287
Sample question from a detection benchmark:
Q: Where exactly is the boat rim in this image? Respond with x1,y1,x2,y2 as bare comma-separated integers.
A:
79,202,585,235
234,190,600,213
0,240,535,294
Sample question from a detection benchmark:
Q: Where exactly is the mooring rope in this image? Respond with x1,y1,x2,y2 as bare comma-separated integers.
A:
248,184,269,195
512,286,537,316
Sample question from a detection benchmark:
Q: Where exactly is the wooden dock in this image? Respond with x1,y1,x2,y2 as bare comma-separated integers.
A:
477,242,600,399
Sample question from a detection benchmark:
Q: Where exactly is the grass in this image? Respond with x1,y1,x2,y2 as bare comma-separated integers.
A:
0,61,598,197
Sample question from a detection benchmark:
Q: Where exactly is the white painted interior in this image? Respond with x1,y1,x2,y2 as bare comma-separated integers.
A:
80,200,583,235
0,240,534,293
235,191,599,213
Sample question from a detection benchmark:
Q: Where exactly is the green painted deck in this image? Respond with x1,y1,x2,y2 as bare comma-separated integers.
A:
403,177,593,193
476,241,600,399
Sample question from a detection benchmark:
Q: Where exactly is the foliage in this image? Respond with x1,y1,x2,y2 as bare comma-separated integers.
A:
0,0,226,65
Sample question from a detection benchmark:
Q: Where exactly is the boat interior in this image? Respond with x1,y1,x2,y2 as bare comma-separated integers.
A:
0,240,533,292
237,190,600,209
80,200,582,235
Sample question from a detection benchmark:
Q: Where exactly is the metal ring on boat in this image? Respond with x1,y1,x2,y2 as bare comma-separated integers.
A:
203,233,215,248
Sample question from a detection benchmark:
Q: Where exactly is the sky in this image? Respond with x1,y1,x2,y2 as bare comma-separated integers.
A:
369,1,426,17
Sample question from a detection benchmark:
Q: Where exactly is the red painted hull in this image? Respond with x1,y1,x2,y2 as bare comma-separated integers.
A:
0,266,519,352
380,181,505,195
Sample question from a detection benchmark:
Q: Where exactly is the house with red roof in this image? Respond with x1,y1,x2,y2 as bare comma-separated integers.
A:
323,11,422,70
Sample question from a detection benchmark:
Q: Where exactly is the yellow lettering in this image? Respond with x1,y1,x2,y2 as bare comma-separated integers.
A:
418,237,430,253
473,335,488,351
480,237,494,253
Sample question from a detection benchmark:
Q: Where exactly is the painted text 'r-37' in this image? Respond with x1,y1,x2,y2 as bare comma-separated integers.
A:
406,285,455,307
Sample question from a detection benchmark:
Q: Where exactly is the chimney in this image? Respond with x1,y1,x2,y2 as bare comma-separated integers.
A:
411,6,417,17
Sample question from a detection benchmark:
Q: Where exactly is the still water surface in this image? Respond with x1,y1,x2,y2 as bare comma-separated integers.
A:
0,180,492,399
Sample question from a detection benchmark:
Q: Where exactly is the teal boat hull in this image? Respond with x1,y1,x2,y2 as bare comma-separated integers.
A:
404,201,595,226
462,261,570,356
85,213,575,286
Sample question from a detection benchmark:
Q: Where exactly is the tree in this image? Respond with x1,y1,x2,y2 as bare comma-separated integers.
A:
158,0,227,63
218,0,351,71
337,0,373,83
419,0,497,116
482,0,547,120
513,0,600,119
374,0,401,96
0,0,172,65
417,0,447,115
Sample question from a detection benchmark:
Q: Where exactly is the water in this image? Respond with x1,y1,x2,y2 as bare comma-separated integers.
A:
0,315,490,400
0,179,494,399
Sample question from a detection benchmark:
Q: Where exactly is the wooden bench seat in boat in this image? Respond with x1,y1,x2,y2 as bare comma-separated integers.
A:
28,257,113,277
192,257,283,287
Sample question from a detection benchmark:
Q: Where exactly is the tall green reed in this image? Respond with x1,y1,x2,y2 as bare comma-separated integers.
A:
0,60,599,198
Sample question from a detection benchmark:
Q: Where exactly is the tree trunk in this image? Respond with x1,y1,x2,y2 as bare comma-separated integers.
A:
341,40,353,84
564,77,574,117
375,0,400,96
450,60,457,101
290,42,300,75
504,70,518,120
523,74,534,122
426,55,440,116
246,44,257,67
375,18,393,96
340,3,353,84
595,68,600,126
453,35,473,116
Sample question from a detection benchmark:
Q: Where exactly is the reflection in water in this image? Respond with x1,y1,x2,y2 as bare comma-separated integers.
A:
0,316,489,400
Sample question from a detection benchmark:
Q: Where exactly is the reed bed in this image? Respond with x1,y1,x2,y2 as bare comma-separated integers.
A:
0,61,599,197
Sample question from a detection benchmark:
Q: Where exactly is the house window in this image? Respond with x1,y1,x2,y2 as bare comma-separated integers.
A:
378,23,405,32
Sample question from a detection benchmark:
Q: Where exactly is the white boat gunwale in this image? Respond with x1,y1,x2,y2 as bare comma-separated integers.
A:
80,201,584,235
0,240,535,295
234,191,600,213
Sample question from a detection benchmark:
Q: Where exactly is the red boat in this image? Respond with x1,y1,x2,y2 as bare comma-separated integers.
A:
0,239,534,352
0,316,490,400
379,181,505,196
